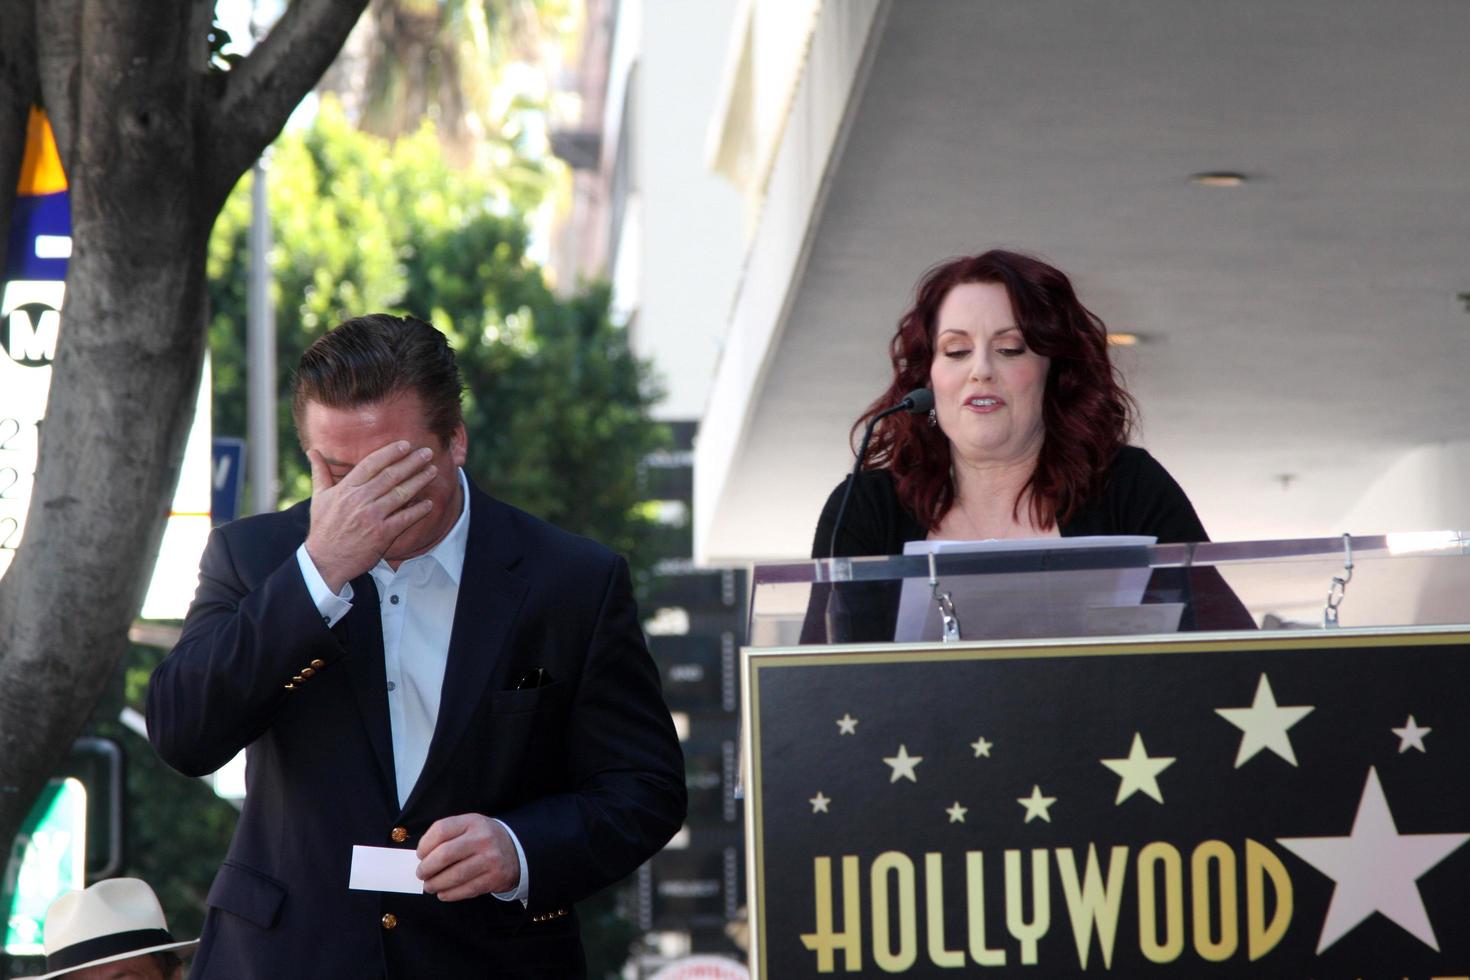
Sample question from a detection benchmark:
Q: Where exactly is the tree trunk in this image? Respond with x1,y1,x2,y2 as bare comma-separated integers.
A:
0,0,367,890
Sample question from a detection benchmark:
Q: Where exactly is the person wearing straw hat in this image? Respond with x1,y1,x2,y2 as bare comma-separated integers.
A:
36,878,196,979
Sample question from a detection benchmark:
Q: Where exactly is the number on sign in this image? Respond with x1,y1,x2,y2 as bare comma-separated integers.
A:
0,417,21,450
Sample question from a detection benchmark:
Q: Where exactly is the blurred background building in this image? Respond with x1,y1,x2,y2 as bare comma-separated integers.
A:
548,4,751,969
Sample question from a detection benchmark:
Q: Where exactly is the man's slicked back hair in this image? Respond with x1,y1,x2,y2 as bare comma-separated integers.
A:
292,313,465,444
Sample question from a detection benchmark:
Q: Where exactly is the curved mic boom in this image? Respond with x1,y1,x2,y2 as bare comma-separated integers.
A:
828,387,933,560
822,387,933,641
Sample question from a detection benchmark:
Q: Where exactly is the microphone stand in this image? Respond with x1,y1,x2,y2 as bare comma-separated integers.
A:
825,389,933,642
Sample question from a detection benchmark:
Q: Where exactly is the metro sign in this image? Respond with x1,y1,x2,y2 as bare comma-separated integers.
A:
2,299,60,367
1,107,213,617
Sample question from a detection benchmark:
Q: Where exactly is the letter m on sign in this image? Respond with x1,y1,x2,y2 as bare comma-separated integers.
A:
3,304,60,366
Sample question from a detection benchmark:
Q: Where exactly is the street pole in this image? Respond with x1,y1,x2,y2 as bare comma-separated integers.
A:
246,156,277,515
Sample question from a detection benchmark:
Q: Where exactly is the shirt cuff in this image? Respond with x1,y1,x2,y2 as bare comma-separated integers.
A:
490,818,530,905
295,544,354,628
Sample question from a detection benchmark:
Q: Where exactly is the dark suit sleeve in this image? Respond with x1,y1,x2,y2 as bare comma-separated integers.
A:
147,525,345,776
497,555,686,909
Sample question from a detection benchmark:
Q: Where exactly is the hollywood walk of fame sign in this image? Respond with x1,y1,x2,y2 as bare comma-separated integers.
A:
741,627,1470,978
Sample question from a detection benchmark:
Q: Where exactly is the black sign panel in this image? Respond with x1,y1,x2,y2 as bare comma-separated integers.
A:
744,630,1470,978
649,826,745,929
684,737,739,826
651,634,734,713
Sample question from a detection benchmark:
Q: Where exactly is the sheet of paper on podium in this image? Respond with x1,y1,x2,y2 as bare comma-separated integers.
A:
894,535,1179,641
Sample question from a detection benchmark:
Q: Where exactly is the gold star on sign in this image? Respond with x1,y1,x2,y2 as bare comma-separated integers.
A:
1215,673,1315,767
809,792,830,814
1392,715,1431,754
1100,732,1175,805
945,802,967,823
1017,785,1056,823
836,713,858,735
971,736,993,758
883,744,923,783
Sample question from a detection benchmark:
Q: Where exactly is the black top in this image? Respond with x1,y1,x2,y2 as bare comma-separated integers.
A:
803,446,1253,641
811,446,1209,559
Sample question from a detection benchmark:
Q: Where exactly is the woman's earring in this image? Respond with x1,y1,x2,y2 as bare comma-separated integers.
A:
927,408,938,427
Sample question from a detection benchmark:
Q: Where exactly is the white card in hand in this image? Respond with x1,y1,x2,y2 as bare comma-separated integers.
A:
349,845,425,894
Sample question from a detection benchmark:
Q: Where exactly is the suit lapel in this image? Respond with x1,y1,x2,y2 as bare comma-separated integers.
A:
403,483,527,813
339,572,399,800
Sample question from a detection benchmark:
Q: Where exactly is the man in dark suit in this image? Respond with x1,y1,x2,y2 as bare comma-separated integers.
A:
147,314,686,978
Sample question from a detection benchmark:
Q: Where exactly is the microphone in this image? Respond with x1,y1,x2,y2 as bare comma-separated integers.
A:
828,388,933,559
824,387,933,642
898,387,934,416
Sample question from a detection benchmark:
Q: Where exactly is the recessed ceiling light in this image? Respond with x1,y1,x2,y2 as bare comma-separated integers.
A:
1106,332,1144,347
1189,171,1248,188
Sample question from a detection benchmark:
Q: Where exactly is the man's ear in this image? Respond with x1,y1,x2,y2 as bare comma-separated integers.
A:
449,422,468,468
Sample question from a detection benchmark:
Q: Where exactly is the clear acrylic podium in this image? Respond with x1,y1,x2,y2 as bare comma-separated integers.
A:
740,532,1470,979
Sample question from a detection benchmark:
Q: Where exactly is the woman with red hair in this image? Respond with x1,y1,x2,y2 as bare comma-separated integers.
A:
809,249,1248,637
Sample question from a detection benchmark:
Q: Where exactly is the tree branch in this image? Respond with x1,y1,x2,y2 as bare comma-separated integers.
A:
34,0,81,173
0,0,38,279
205,0,369,200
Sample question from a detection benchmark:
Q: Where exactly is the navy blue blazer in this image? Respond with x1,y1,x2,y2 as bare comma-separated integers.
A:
147,481,686,978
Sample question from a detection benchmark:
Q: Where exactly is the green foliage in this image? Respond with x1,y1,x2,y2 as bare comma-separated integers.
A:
208,98,668,579
580,883,643,980
341,0,574,209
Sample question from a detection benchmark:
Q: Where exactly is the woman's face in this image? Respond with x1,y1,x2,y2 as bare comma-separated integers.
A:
928,281,1051,468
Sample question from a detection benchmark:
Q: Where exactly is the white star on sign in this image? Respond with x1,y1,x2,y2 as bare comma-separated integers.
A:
1278,767,1469,953
971,736,993,758
1392,715,1431,754
1017,785,1056,823
835,713,858,735
1100,733,1175,804
1215,672,1315,767
809,792,831,814
946,802,968,823
883,744,923,783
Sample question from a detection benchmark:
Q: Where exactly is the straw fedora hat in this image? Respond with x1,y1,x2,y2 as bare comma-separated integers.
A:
37,878,198,979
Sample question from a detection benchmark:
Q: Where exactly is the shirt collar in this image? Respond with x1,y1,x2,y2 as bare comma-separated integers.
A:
426,467,471,586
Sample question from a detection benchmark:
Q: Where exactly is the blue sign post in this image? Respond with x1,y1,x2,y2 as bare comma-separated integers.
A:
211,436,246,525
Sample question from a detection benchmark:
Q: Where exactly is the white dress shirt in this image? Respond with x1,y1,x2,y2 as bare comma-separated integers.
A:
296,468,528,901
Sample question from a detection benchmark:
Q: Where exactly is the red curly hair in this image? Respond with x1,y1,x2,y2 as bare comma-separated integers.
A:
855,249,1136,530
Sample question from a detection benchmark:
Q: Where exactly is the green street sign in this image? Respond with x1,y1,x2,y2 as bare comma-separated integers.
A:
3,777,87,955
